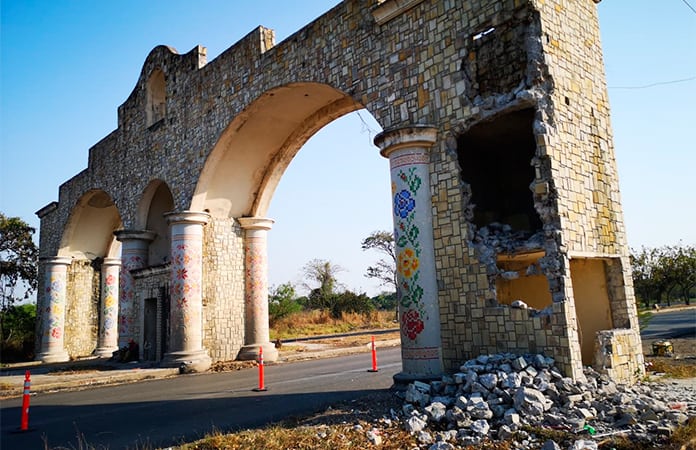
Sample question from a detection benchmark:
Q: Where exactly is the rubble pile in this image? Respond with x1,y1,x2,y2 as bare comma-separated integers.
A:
397,353,695,449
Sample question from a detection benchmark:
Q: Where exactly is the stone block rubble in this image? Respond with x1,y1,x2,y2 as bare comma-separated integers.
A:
395,353,695,449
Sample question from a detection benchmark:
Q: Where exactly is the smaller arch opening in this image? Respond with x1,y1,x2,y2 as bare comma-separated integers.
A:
146,69,166,127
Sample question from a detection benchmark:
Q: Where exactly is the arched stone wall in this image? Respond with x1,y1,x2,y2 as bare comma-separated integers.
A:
36,0,644,383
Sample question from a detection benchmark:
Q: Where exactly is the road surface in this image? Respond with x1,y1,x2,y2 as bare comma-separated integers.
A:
641,307,696,340
1,347,401,449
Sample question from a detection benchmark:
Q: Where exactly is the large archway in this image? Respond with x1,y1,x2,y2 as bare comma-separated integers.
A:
192,82,363,218
48,190,122,359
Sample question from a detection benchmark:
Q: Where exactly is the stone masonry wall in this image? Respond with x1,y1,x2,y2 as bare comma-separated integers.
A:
202,217,245,361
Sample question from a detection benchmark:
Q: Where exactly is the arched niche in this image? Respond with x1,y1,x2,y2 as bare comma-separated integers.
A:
136,180,175,265
146,68,166,127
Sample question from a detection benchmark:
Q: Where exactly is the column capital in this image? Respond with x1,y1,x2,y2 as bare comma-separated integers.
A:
237,217,274,231
40,256,73,266
102,257,122,267
373,125,438,158
164,210,210,226
114,229,156,242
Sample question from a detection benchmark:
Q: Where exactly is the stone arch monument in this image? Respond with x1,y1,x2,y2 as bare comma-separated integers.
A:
36,0,644,383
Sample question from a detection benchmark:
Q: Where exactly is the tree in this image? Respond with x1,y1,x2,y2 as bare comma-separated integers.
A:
0,213,39,358
630,243,696,307
302,259,345,308
630,246,664,308
361,230,397,289
662,244,695,305
268,282,302,324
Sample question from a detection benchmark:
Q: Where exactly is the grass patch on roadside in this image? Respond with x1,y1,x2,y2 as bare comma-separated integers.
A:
179,422,417,450
270,310,396,340
647,358,696,378
637,309,653,330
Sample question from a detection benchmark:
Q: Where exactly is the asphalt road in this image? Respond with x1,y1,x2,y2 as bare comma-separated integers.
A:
641,307,696,340
1,347,402,450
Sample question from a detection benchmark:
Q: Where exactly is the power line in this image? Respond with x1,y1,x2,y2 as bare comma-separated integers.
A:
680,0,696,15
609,75,696,90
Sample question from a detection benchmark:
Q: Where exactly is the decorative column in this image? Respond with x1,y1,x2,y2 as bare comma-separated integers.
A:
162,211,211,372
37,256,72,363
374,125,443,382
114,230,155,348
94,258,121,357
237,217,278,362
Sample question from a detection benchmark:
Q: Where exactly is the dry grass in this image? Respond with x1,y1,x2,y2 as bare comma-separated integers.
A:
270,310,396,340
647,358,696,378
179,422,417,450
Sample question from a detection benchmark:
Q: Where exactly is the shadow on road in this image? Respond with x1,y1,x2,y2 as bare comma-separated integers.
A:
1,388,392,449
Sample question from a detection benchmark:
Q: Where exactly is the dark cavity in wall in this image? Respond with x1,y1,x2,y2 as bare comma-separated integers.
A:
460,4,537,103
457,108,541,234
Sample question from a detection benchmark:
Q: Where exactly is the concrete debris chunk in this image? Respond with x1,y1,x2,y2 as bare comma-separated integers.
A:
470,419,490,436
405,415,427,433
366,429,382,445
425,401,447,422
541,440,562,450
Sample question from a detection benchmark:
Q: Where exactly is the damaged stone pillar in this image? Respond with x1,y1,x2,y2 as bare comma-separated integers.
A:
114,230,155,348
36,256,72,363
237,217,278,362
94,257,121,357
374,125,443,382
162,211,211,372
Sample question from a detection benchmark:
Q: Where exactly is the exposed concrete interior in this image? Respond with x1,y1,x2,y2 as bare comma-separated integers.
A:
496,251,552,310
570,258,614,364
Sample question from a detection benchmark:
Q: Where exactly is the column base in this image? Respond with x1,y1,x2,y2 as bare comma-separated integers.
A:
162,349,212,373
94,346,119,358
237,342,278,363
392,370,443,387
37,350,70,364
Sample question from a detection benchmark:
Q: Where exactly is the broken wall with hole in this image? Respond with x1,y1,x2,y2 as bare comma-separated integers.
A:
434,0,643,383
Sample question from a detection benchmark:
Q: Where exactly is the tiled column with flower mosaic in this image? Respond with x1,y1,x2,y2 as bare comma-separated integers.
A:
114,230,155,349
374,125,443,382
237,217,279,362
37,256,72,363
162,211,212,372
95,257,121,357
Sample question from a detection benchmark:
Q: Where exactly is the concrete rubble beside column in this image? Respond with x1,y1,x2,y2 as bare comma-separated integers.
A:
397,352,695,449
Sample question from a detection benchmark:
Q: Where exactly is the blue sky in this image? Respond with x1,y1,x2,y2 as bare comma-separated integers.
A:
1,1,695,296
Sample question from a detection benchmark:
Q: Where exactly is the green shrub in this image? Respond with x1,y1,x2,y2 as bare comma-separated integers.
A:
269,283,303,325
330,291,374,319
